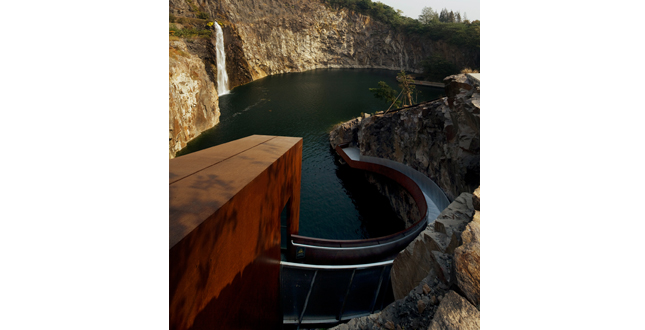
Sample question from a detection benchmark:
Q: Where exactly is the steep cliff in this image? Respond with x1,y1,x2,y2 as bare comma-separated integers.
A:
330,73,480,201
169,39,220,159
170,0,478,91
168,0,478,158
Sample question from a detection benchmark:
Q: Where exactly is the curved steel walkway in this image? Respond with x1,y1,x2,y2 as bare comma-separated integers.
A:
282,144,451,328
288,144,450,265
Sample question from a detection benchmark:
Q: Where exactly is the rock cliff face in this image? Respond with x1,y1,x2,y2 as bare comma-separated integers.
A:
169,40,220,159
170,0,479,91
168,0,478,157
330,186,481,330
330,73,480,201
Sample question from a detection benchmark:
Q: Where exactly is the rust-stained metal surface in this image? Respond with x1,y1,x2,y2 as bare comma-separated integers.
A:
169,135,302,330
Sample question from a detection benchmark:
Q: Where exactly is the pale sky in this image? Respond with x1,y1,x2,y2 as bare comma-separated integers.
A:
375,0,480,21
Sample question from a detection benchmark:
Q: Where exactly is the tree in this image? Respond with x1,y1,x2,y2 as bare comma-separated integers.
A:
369,71,417,111
418,6,438,24
369,81,401,109
449,11,455,23
463,12,468,21
455,12,461,23
439,8,449,22
397,70,416,107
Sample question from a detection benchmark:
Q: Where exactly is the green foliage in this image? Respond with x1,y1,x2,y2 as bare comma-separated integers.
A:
197,12,210,19
369,81,401,109
419,7,438,24
422,55,458,81
397,70,416,106
170,13,177,23
321,0,479,51
369,70,419,110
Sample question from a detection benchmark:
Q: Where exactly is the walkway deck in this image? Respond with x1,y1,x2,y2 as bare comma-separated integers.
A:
282,145,450,328
412,80,445,88
288,145,449,265
341,146,449,222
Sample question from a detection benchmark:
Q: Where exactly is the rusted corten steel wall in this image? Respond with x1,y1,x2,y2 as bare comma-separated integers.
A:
169,135,302,330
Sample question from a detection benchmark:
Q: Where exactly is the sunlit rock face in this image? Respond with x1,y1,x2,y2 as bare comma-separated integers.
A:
170,0,478,90
167,0,478,158
169,40,220,159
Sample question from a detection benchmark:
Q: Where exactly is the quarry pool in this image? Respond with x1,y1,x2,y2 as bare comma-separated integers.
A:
176,68,443,239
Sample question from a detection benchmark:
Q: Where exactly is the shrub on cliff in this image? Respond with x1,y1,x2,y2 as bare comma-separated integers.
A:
370,81,401,110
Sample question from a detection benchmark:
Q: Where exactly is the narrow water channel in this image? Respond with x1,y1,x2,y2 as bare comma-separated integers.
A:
177,68,443,239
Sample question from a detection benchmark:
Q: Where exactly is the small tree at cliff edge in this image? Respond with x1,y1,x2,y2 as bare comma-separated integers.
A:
369,70,417,112
397,70,416,107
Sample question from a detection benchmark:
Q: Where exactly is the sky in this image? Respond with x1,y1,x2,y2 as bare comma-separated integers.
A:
375,0,480,21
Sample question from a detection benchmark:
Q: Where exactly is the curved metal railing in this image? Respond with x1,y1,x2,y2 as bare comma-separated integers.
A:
288,144,450,265
281,260,394,328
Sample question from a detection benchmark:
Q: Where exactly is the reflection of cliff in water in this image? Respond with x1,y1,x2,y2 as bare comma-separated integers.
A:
333,151,405,239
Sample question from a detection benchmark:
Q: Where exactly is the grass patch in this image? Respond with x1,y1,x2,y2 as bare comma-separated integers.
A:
460,68,479,73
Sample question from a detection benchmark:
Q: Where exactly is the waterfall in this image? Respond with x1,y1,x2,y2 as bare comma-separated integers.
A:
214,23,230,96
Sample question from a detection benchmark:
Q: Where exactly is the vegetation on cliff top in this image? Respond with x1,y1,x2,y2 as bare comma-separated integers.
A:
322,0,479,52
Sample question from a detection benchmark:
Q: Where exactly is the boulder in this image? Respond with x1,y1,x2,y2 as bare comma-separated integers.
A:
391,192,474,300
428,291,480,330
434,193,475,254
454,240,480,307
460,221,480,246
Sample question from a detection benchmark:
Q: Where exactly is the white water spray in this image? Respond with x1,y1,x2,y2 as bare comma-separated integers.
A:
214,23,230,95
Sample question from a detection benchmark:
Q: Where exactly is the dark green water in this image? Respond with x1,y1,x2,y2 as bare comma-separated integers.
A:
176,68,443,239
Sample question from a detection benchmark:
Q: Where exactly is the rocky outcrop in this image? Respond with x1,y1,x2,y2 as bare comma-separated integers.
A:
330,186,481,330
428,291,480,330
169,40,220,159
391,192,475,300
330,73,480,201
170,0,478,91
454,221,480,307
